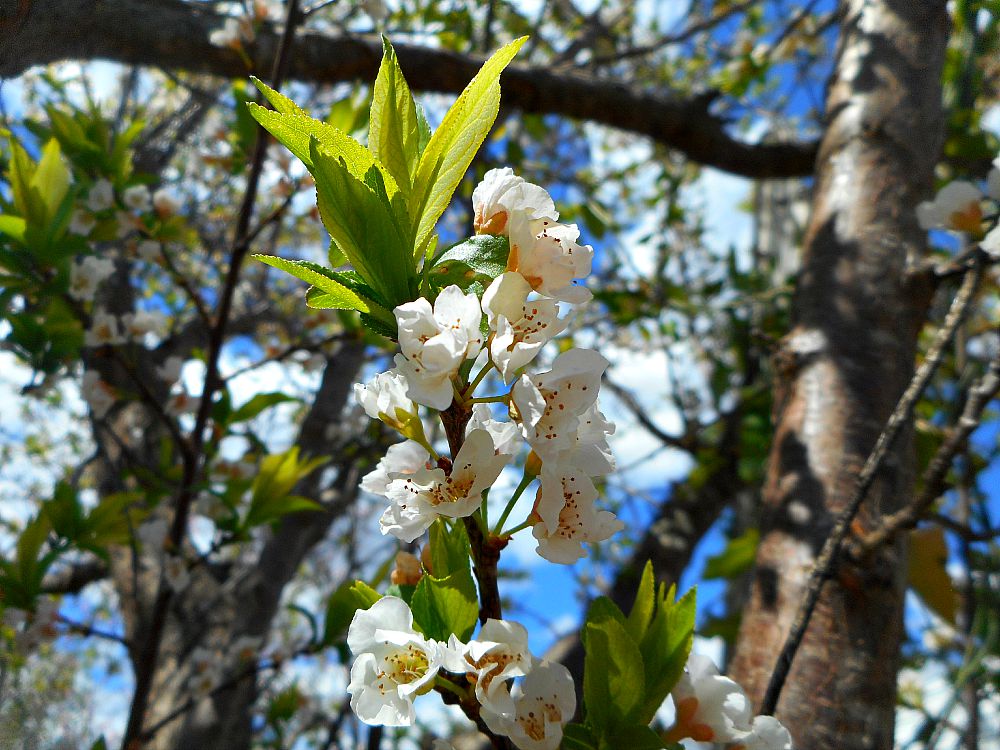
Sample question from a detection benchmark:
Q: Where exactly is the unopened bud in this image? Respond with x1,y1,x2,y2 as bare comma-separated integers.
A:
390,551,422,586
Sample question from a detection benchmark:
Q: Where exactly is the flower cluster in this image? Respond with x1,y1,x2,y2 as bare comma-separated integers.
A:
2,598,60,655
356,168,620,562
347,597,574,750
665,654,792,750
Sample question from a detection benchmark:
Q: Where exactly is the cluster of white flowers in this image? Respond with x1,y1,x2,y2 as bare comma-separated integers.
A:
209,15,256,49
665,654,792,750
83,306,168,348
356,169,620,562
917,158,1000,257
69,177,178,245
69,256,116,300
347,597,574,749
186,635,264,695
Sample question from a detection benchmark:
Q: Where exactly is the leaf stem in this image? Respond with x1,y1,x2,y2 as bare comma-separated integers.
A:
468,394,508,405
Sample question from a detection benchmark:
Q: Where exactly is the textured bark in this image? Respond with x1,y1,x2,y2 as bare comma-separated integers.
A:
0,0,817,179
728,2,948,748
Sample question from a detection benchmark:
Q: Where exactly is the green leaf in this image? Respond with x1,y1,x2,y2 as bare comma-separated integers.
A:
563,723,599,750
30,139,71,225
0,215,27,243
385,582,417,606
410,37,527,257
637,586,696,723
244,448,328,528
703,528,759,580
248,79,399,199
309,139,415,306
606,725,670,750
230,392,299,424
583,615,644,734
323,578,382,644
428,234,509,292
428,519,471,578
254,255,371,312
370,37,420,195
410,569,478,642
625,561,656,643
89,738,108,750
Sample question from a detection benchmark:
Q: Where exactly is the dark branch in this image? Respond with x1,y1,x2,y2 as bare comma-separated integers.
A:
2,0,819,179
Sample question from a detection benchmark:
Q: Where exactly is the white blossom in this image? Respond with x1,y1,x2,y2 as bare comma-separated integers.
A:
483,273,567,382
346,597,459,726
482,662,576,750
354,369,418,428
361,440,432,498
450,619,534,719
209,16,253,49
916,181,984,233
188,646,223,695
467,403,521,455
81,371,116,419
511,349,608,461
84,309,127,347
152,188,181,217
122,184,151,212
473,168,558,236
69,256,116,300
560,402,615,476
531,465,622,564
13,599,60,654
982,224,1000,258
381,429,509,542
360,0,389,23
86,179,114,212
509,217,593,303
68,210,96,236
732,716,794,750
166,391,201,416
122,310,168,342
394,286,483,410
666,653,755,744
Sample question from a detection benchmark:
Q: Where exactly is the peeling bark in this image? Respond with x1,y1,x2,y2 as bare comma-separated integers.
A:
728,2,948,748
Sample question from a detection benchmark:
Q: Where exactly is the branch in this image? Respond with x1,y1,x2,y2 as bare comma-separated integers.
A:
760,256,984,716
42,559,109,594
851,356,1000,554
2,0,819,179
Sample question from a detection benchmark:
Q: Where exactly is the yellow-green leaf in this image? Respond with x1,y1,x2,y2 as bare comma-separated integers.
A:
370,37,420,195
410,37,527,258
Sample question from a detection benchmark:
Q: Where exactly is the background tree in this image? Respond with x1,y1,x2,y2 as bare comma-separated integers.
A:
1,1,998,749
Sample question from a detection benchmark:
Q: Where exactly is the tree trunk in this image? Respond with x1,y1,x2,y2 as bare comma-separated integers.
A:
728,2,948,748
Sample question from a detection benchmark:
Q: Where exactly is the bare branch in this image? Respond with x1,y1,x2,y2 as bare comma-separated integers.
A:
851,355,1000,554
2,0,819,179
760,256,984,716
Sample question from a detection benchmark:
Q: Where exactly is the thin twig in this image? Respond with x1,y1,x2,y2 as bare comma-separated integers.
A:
760,255,984,716
851,355,1000,555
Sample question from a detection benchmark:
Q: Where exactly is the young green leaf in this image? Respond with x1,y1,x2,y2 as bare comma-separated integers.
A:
427,234,510,292
428,519,471,578
410,568,478,642
410,37,527,257
254,255,372,312
243,448,328,529
229,392,300,424
309,139,416,307
370,37,420,195
324,578,382,644
637,586,696,723
583,617,645,735
625,560,656,642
